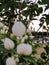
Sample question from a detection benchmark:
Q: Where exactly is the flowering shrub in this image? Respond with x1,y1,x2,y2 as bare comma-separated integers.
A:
0,0,49,65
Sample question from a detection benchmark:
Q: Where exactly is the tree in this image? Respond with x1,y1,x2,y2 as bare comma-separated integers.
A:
0,0,49,65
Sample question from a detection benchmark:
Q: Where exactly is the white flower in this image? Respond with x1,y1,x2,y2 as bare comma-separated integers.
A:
17,43,32,55
1,39,5,42
6,57,16,65
4,38,14,50
29,35,34,39
0,29,5,34
21,35,28,43
0,22,4,27
0,26,8,34
15,58,19,62
12,21,26,37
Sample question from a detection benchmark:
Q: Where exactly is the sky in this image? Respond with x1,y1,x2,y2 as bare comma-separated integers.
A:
28,1,49,32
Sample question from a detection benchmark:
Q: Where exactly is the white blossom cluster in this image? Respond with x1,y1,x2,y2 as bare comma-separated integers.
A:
4,38,15,50
12,21,26,37
17,43,32,55
4,38,32,65
6,57,16,65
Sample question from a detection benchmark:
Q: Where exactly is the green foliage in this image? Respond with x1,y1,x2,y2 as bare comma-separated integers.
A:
42,0,49,6
44,45,49,55
41,52,47,59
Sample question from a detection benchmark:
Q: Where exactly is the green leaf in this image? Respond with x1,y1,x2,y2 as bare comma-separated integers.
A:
37,59,44,65
0,53,5,65
44,45,49,55
24,56,37,65
37,7,43,15
46,61,49,65
42,0,49,5
21,2,27,9
22,9,29,17
41,52,47,59
0,34,6,39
